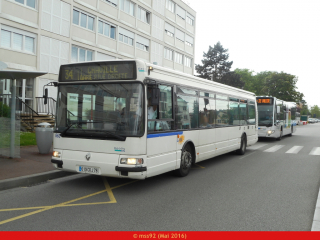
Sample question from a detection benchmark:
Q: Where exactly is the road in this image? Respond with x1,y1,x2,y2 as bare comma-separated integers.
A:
0,123,320,231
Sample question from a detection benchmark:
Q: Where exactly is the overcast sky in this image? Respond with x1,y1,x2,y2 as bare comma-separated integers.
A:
188,0,320,107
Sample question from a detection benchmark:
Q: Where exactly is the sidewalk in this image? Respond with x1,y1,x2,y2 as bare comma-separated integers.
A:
0,145,74,191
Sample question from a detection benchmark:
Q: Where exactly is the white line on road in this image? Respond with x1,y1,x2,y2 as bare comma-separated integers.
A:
264,145,285,152
239,151,257,159
247,144,267,150
286,146,304,154
309,147,320,155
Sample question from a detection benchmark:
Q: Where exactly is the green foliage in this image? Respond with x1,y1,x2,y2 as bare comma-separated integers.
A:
220,71,245,89
195,42,233,81
300,105,310,115
235,69,304,103
310,105,320,118
0,102,11,118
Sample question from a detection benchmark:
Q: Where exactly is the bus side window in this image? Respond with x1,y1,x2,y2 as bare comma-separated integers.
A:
148,84,174,132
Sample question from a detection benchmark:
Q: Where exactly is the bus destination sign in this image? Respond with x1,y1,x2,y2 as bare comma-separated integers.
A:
256,98,273,104
59,61,136,82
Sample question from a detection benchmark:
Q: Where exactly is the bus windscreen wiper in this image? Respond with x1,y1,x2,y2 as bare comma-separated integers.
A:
60,122,84,137
102,130,126,141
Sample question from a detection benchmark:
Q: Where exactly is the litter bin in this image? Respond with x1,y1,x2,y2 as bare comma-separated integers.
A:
35,122,53,154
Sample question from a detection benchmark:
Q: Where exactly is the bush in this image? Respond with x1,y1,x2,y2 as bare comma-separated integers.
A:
0,102,10,118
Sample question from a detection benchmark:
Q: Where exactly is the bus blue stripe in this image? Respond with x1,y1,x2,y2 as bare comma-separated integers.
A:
147,131,183,139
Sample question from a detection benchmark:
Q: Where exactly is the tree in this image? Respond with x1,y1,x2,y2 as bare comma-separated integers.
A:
234,68,255,92
261,72,304,102
236,69,305,103
220,71,245,89
310,105,320,118
195,42,233,82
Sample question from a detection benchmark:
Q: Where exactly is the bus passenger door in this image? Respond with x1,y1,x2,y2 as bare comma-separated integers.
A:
146,84,177,177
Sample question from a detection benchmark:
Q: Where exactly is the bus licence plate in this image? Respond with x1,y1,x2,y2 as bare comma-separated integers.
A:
78,166,101,175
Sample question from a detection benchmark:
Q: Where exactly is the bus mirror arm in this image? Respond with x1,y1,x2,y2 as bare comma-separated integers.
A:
43,82,57,105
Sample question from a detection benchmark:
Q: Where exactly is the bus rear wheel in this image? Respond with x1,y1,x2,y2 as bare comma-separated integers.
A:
236,135,247,155
175,144,193,177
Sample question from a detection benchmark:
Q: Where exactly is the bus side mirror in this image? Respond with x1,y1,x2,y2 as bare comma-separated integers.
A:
44,88,48,105
277,106,280,113
151,88,160,106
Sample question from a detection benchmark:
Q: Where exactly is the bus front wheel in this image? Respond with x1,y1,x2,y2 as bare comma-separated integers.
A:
175,144,193,177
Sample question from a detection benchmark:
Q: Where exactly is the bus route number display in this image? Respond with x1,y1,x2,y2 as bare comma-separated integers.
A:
256,98,273,104
59,62,136,81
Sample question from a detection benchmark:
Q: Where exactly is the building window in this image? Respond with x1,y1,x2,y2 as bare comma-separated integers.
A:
98,20,116,39
14,0,36,9
72,46,94,62
165,30,174,37
187,16,194,26
137,7,150,24
102,0,117,7
166,0,174,13
186,41,192,47
0,28,35,54
119,34,133,46
174,52,183,64
119,0,135,16
164,48,173,61
136,42,148,51
73,9,94,31
185,56,192,67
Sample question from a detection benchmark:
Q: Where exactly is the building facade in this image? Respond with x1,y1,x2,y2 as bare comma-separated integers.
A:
0,0,196,109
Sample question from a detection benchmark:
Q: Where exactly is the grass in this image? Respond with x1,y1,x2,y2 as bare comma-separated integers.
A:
0,132,37,148
20,132,37,146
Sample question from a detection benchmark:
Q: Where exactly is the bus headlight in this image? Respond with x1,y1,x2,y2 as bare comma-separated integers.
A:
53,151,61,158
267,130,275,135
120,158,144,165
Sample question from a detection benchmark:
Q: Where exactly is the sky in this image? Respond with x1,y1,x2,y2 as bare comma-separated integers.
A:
188,0,320,107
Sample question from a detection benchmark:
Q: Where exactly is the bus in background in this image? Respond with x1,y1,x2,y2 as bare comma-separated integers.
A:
50,59,258,179
257,96,298,140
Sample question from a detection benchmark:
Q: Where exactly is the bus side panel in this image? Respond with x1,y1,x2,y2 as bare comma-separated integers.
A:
146,135,177,178
198,128,216,162
215,127,230,156
247,125,258,146
229,126,242,151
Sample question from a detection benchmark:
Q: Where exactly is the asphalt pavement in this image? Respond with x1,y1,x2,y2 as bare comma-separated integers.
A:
0,124,320,231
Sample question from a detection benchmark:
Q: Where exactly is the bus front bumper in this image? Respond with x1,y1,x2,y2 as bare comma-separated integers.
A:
51,150,147,179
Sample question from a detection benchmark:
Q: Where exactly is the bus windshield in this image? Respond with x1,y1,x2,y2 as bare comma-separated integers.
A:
55,83,144,139
257,105,274,127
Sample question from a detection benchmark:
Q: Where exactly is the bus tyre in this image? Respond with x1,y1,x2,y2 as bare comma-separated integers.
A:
175,144,193,177
277,129,283,141
289,127,293,136
236,135,247,155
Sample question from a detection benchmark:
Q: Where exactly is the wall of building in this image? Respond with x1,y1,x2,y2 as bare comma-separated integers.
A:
0,0,196,108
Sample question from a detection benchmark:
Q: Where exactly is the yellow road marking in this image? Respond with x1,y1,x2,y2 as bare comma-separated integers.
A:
194,164,205,169
0,177,140,225
110,180,139,190
103,178,116,203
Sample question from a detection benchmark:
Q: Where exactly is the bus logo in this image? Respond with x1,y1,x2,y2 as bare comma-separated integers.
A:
85,153,91,161
114,147,125,152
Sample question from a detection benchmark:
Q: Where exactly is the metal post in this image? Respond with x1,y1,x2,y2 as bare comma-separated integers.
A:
10,79,16,158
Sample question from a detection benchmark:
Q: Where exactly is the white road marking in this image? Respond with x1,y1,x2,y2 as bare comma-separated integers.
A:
247,144,267,150
264,145,285,152
309,147,320,155
286,146,304,154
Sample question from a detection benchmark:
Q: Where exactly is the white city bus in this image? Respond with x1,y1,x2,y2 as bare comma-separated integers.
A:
51,60,258,179
257,96,298,140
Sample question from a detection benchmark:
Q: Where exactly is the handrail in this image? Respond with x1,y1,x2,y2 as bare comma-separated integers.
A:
36,97,75,117
16,97,39,116
35,97,56,117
